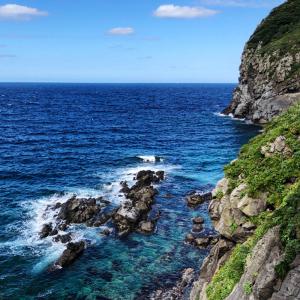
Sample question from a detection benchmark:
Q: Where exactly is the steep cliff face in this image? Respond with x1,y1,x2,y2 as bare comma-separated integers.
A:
224,0,300,123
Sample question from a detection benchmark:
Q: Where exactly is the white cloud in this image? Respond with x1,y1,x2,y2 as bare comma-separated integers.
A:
154,4,218,18
107,27,135,36
0,4,48,20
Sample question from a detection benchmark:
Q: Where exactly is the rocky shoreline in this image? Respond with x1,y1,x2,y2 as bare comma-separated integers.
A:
38,169,165,269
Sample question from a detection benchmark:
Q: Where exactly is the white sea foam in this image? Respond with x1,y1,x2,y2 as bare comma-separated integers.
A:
214,111,246,122
2,159,179,273
137,155,163,163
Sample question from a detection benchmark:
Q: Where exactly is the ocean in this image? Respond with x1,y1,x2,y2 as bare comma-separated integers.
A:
0,83,258,299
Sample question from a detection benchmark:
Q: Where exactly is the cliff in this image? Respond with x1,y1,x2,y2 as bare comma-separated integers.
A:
223,0,300,123
190,104,300,300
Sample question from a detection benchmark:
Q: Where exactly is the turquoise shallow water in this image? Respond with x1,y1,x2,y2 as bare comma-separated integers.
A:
0,83,259,299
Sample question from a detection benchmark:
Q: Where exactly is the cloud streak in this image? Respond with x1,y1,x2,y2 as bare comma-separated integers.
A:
0,4,48,21
107,27,135,36
0,54,16,58
154,4,218,18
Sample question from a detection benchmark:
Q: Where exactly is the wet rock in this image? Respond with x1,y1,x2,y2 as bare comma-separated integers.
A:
113,170,164,237
155,171,165,181
137,220,155,234
58,196,101,224
100,228,111,236
49,229,58,236
119,181,130,194
185,233,196,243
193,216,204,224
195,237,210,248
186,192,212,207
55,241,85,268
192,224,203,233
53,233,72,243
91,212,113,227
39,223,53,239
57,223,67,231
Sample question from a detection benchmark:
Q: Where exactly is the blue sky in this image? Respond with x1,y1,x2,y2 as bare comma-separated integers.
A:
0,0,284,83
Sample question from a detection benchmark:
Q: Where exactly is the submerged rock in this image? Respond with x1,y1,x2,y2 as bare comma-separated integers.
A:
53,233,72,244
150,268,195,300
192,216,204,224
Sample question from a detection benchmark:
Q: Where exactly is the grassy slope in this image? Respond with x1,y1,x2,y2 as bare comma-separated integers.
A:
206,104,300,300
247,0,300,54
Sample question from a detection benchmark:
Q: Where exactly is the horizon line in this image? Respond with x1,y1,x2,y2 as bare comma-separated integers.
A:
0,81,238,85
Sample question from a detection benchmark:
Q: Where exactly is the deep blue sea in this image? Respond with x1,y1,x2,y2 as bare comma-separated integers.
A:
0,83,258,300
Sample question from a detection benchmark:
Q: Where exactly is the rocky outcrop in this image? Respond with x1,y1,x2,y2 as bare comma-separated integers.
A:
112,170,164,237
190,238,235,300
225,226,283,300
223,1,300,123
186,192,212,208
39,169,165,269
209,180,258,242
54,241,85,268
261,136,293,158
271,255,300,300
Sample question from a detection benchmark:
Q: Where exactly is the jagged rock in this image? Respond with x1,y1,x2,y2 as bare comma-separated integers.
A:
225,226,283,300
261,136,293,158
271,255,300,300
209,183,258,242
39,223,53,239
190,238,235,300
90,211,114,227
53,233,72,243
113,170,163,237
137,220,155,234
237,193,267,217
55,241,85,268
186,192,212,207
212,178,229,198
57,196,101,224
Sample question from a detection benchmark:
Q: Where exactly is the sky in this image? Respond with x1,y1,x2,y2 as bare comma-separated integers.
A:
0,0,284,83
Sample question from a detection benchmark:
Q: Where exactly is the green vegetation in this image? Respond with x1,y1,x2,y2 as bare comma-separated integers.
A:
243,282,253,295
206,104,300,300
247,0,300,54
215,190,224,201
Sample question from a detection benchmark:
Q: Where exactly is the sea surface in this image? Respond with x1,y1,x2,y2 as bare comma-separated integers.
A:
0,83,258,300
